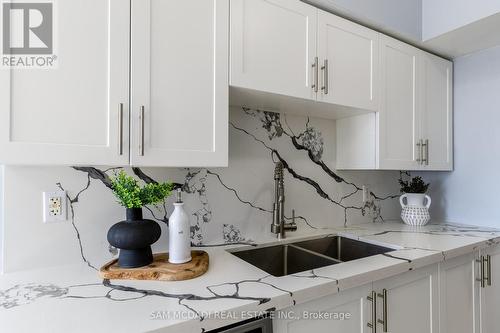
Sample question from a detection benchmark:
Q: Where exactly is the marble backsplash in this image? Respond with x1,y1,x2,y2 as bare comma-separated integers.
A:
0,108,402,273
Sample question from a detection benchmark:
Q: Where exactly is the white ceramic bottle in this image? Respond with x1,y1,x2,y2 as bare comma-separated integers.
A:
168,189,192,264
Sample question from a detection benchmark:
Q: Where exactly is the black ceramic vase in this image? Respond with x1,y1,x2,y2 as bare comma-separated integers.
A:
107,208,161,268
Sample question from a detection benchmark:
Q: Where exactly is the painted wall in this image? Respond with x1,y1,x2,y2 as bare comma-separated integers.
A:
0,166,4,274
305,0,422,40
0,108,401,273
422,0,500,40
421,45,500,227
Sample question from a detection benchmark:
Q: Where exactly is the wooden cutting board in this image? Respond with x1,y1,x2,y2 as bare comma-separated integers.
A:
99,250,209,281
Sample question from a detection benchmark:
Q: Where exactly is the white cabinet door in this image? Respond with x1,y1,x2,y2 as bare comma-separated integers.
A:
439,252,481,333
420,52,453,171
0,0,130,165
230,0,317,100
480,245,500,333
373,265,439,333
317,11,379,111
274,284,371,333
378,35,420,170
130,0,228,167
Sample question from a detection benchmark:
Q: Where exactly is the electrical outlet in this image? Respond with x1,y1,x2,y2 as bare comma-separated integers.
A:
362,185,369,203
43,191,67,223
49,197,62,216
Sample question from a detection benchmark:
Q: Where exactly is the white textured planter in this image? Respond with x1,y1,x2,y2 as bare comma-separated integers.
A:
400,193,432,226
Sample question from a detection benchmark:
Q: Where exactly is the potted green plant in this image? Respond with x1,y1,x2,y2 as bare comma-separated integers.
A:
398,175,432,226
107,171,173,268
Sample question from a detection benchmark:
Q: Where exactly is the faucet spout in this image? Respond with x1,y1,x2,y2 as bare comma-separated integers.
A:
271,162,297,239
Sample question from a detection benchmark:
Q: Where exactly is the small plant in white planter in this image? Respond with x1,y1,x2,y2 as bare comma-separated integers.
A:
398,175,431,226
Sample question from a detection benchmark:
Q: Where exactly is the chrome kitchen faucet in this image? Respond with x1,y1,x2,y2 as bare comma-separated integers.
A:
271,161,297,239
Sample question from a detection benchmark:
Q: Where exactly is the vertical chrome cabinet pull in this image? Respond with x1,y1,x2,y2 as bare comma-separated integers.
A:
321,59,329,95
424,139,429,165
416,140,423,164
477,256,486,288
367,291,377,333
377,289,388,332
312,57,319,93
485,255,492,287
139,106,145,156
118,103,124,156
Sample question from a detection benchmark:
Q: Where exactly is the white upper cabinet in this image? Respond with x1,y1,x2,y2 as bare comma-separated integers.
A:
378,35,420,170
0,0,228,167
230,0,379,113
337,36,453,171
317,11,379,111
130,0,228,167
0,0,451,169
230,0,317,101
420,52,453,171
0,0,130,165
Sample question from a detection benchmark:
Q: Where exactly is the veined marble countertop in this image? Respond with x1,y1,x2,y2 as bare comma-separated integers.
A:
2,221,500,333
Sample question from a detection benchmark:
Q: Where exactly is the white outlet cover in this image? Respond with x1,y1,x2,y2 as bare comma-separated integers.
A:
362,185,368,203
43,191,67,223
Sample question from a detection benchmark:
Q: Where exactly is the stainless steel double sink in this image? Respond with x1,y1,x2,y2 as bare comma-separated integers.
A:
229,236,395,277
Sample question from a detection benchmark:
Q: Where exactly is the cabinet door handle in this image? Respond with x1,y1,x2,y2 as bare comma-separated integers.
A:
118,103,124,156
416,140,423,164
139,106,145,156
367,291,377,333
321,59,329,95
477,256,486,288
485,255,492,286
377,289,388,332
423,139,429,166
312,57,319,93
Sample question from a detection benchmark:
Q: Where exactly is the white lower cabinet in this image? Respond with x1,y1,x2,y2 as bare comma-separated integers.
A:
439,252,481,333
372,264,439,333
273,247,500,333
274,265,438,333
480,245,500,333
439,246,500,333
273,284,372,333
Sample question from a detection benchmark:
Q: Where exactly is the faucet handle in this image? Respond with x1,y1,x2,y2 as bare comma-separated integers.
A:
287,209,297,231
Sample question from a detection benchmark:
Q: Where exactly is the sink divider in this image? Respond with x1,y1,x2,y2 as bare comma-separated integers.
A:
287,244,343,264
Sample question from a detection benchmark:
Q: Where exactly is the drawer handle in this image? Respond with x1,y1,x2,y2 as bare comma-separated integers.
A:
367,291,377,333
321,59,329,95
485,255,492,287
422,139,429,166
416,140,423,164
118,103,124,156
377,289,388,332
477,256,486,288
139,106,145,156
312,57,319,93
